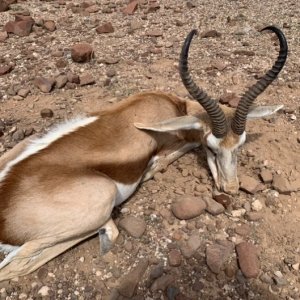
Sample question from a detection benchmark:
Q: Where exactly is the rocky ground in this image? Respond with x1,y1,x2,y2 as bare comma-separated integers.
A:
0,0,300,299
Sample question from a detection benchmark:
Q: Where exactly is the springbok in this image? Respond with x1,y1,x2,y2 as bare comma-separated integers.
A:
0,26,287,281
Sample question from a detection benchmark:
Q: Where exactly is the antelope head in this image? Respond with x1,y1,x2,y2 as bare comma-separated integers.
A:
179,26,288,194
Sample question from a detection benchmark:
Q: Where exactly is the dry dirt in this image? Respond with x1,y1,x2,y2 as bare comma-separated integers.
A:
0,0,300,299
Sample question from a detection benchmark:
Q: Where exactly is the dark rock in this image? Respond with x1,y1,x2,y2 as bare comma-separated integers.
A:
180,233,201,258
40,108,54,118
4,16,34,37
235,224,251,236
0,31,8,42
56,58,68,68
151,274,174,292
171,196,206,220
236,242,260,278
0,65,13,76
119,216,146,238
71,43,94,63
206,243,233,274
149,265,164,280
200,30,222,38
122,0,138,15
55,75,68,89
117,259,148,297
67,72,80,84
85,5,100,13
96,22,114,34
34,77,55,93
260,169,273,183
272,174,294,194
203,196,225,215
43,20,56,32
239,175,260,194
104,57,120,65
0,1,9,12
168,249,182,267
17,88,30,98
12,129,24,142
166,286,180,299
37,267,48,281
106,69,116,77
79,74,95,86
213,193,231,209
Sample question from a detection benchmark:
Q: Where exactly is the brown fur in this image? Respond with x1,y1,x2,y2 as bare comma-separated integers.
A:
0,92,194,245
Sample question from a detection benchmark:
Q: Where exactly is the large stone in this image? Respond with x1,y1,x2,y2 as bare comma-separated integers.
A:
4,16,34,37
96,22,114,34
40,109,54,118
117,259,148,297
171,196,206,220
85,4,100,13
203,196,225,215
71,43,93,63
272,174,294,194
212,193,231,209
0,1,9,12
180,233,201,258
206,242,233,274
79,74,95,86
122,0,138,15
17,88,30,98
34,77,55,93
151,274,174,292
168,249,182,267
119,216,146,238
235,224,251,237
55,75,68,89
259,169,273,184
201,30,221,38
0,31,8,42
239,175,260,194
67,72,80,84
236,242,260,278
43,20,56,32
0,65,13,76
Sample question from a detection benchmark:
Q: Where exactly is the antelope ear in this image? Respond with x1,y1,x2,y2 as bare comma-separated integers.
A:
134,115,202,132
247,105,284,119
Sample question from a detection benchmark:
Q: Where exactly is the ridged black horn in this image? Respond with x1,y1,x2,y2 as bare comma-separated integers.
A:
231,26,288,135
179,30,227,138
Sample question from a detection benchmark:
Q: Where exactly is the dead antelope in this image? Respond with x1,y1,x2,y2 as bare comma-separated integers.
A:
0,26,287,281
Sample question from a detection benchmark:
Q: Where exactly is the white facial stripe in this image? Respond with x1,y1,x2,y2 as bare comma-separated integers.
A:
237,132,246,148
217,149,237,178
207,132,246,151
206,149,219,187
0,116,98,184
205,132,246,193
206,135,222,149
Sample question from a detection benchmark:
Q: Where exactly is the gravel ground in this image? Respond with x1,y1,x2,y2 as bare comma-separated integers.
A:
0,0,299,299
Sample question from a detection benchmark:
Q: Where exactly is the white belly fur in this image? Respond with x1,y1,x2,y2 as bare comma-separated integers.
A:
113,155,159,206
114,180,141,206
